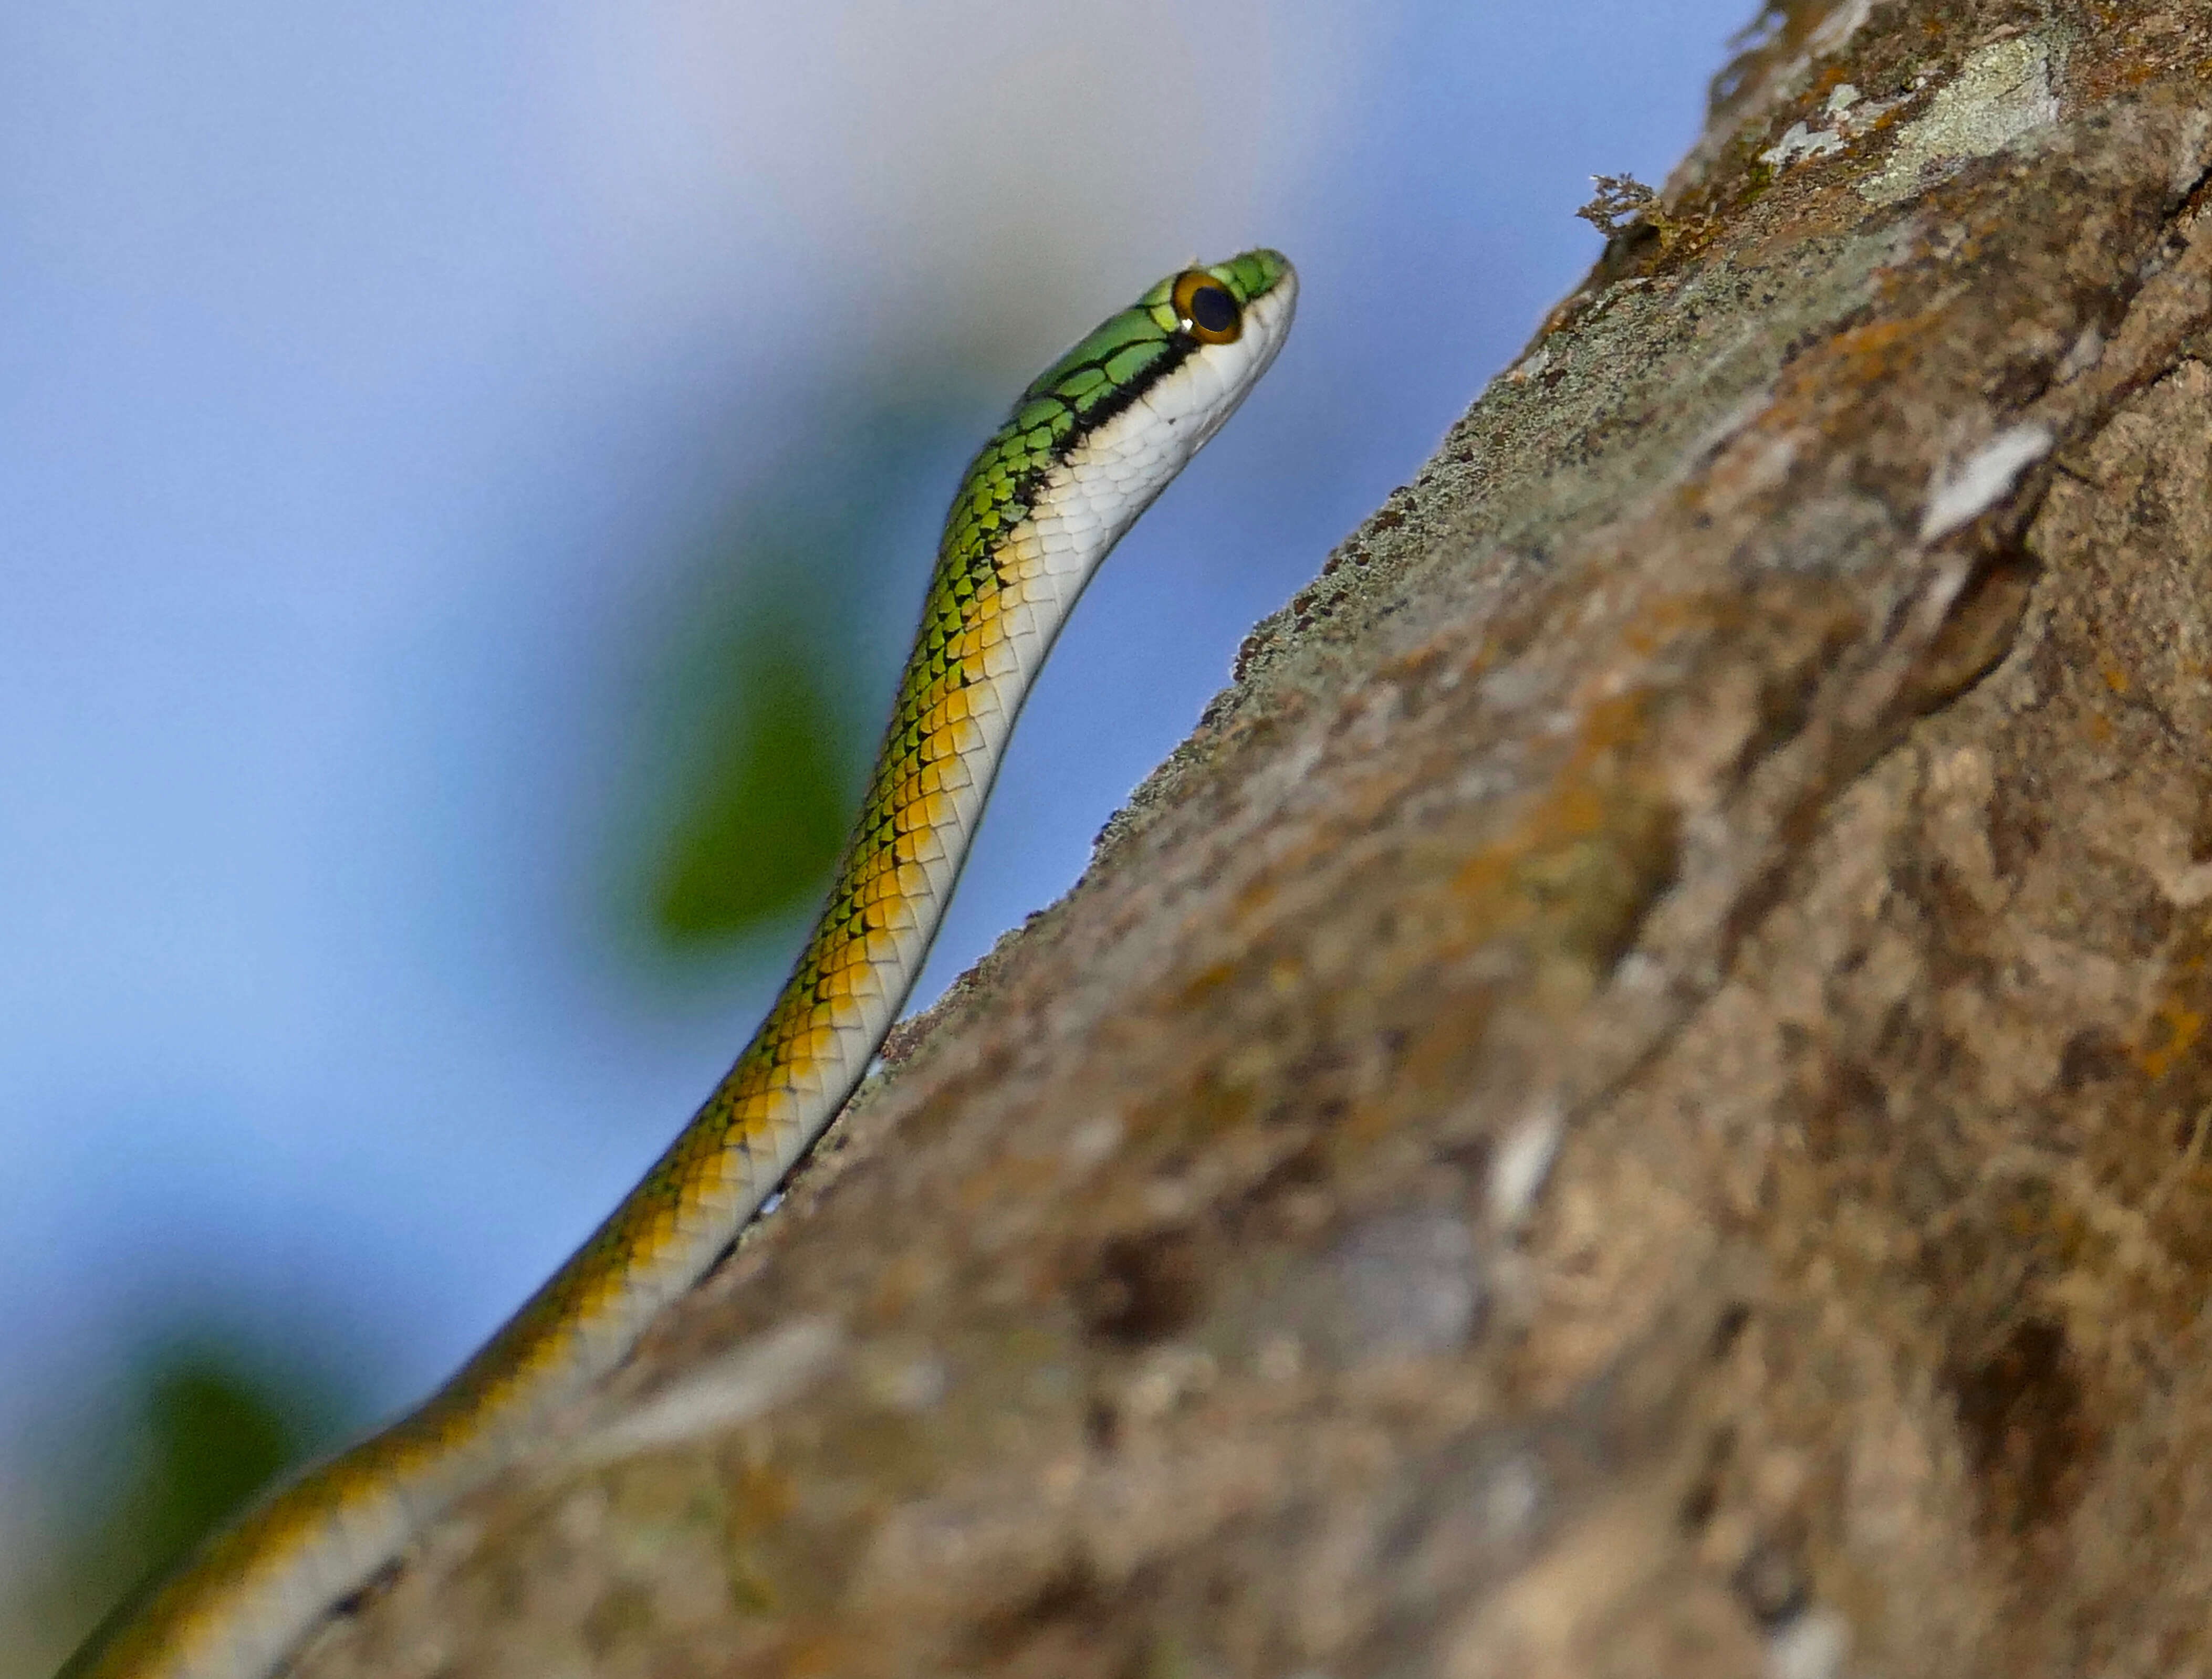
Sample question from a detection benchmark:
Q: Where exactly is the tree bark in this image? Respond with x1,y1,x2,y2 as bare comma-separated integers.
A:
291,5,2212,1675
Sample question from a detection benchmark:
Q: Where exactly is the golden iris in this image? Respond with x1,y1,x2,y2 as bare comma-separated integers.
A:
1171,269,1242,343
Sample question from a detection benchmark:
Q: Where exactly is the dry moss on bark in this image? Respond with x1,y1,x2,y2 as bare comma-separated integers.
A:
293,5,2212,1676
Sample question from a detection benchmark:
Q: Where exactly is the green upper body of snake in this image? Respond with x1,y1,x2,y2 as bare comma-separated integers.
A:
62,248,1296,1679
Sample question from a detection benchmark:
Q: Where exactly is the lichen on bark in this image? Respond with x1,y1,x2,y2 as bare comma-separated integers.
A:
291,4,2212,1676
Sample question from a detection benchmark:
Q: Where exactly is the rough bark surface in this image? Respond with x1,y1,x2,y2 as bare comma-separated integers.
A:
292,5,2212,1676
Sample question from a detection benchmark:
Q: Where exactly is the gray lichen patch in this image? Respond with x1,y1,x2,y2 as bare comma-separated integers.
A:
1760,80,1913,172
1862,32,2064,202
1109,220,1908,869
1762,117,1849,170
1678,0,1882,197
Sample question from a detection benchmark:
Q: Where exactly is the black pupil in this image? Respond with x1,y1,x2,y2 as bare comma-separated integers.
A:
1187,284,1237,334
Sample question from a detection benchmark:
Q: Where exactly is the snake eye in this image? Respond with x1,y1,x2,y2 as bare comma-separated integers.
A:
1171,270,1243,344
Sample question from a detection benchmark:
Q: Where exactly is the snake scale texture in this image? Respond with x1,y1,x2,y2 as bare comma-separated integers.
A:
62,248,1297,1679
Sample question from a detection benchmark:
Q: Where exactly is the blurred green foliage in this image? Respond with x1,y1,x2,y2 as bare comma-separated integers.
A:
20,1334,349,1676
111,1345,337,1587
649,595,854,946
627,383,993,961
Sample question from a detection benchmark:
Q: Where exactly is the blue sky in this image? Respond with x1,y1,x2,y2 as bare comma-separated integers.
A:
0,0,1755,1583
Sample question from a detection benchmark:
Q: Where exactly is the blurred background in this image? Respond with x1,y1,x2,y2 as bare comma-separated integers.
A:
1,0,1759,1665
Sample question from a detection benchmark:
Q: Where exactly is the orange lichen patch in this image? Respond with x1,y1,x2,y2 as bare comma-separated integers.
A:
1125,1063,1264,1157
1373,639,1457,687
715,1462,848,1618
1226,876,1279,928
1438,688,1679,992
861,1251,943,1330
1759,309,1951,439
1176,959,1239,1010
1615,583,1793,663
1819,316,1931,382
952,1147,1067,1223
771,1626,871,1678
2139,996,2207,1080
1574,690,1653,755
2099,656,2132,695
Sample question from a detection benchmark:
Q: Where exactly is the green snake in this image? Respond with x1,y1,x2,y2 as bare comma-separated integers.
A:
63,248,1297,1679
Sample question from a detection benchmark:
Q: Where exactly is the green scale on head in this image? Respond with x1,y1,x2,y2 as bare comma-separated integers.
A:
940,247,1293,592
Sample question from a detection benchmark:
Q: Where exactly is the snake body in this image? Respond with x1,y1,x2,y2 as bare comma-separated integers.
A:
63,248,1297,1679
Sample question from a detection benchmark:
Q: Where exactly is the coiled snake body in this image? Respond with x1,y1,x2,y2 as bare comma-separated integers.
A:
63,249,1297,1679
